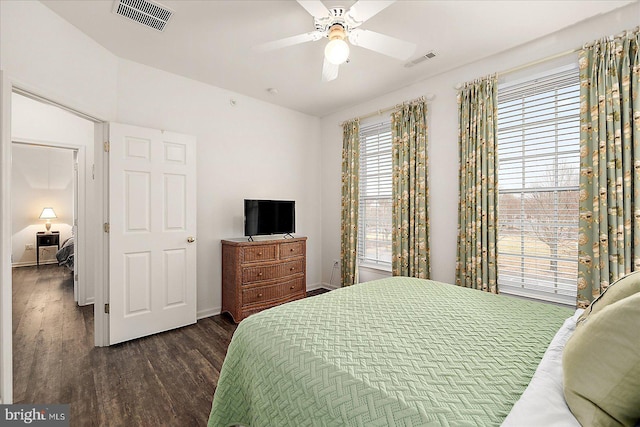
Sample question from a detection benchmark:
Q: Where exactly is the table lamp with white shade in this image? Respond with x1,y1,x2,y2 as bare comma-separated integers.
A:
39,207,57,233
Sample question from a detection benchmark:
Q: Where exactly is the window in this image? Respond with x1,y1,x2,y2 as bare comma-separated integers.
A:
497,65,580,305
358,121,392,269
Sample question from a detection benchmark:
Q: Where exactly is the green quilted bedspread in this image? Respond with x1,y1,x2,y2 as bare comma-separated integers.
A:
208,277,573,427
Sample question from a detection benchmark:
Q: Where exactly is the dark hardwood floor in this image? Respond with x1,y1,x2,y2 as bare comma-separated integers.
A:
12,265,329,426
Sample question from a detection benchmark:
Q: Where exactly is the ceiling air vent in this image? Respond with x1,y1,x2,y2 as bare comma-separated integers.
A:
405,51,437,68
113,0,174,32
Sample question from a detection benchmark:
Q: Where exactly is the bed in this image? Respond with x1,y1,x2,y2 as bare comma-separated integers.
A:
55,237,74,271
208,276,577,426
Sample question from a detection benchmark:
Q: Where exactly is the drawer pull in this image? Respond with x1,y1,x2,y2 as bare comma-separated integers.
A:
257,252,263,256
290,267,295,271
290,248,294,252
258,272,263,277
257,293,263,298
290,285,295,290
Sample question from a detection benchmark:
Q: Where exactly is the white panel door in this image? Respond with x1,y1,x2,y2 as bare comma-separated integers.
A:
108,123,196,345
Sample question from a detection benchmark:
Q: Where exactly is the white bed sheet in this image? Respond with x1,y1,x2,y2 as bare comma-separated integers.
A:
501,309,584,427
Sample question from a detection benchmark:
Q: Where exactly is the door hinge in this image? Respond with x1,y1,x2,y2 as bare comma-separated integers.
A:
74,274,78,281
104,141,110,152
92,164,95,180
104,223,110,233
104,303,110,314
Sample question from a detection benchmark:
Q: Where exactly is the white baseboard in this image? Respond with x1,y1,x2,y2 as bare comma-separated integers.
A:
307,282,339,291
12,260,57,268
197,306,221,320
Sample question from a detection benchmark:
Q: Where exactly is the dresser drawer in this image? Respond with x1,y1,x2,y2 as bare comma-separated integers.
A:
242,259,305,284
242,278,305,306
240,292,305,320
280,241,304,259
242,245,277,263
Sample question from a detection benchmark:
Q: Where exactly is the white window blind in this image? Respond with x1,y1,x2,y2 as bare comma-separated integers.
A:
497,65,580,305
358,121,392,268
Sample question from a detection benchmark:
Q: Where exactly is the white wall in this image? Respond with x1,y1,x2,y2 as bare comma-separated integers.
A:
116,59,322,317
11,93,97,146
11,145,74,266
0,1,118,120
319,2,640,286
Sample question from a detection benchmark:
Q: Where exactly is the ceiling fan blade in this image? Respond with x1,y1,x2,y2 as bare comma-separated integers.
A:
322,57,339,82
349,29,416,60
347,0,395,23
297,0,330,18
254,31,323,52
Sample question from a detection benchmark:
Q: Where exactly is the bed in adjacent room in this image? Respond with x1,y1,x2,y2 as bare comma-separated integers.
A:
208,276,577,427
56,236,74,271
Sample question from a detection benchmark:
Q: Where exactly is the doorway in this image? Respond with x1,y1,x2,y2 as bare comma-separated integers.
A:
1,86,106,404
10,96,94,404
11,92,94,305
1,83,197,404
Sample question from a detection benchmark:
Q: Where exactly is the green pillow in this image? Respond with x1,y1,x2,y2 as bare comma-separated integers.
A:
577,270,640,325
563,292,640,426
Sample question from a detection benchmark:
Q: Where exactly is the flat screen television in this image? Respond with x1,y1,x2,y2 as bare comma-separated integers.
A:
244,199,295,237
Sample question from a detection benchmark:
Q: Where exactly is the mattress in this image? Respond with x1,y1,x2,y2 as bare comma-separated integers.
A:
208,276,573,427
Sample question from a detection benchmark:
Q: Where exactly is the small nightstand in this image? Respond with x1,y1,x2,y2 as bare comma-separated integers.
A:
36,231,60,266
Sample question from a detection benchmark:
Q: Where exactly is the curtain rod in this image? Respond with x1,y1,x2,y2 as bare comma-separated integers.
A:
454,47,579,90
340,93,435,127
498,47,580,78
454,27,639,89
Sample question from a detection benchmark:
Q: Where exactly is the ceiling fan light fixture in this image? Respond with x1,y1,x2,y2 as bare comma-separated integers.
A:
325,39,350,65
324,24,349,65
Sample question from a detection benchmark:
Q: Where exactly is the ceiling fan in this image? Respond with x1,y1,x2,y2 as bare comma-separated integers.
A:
255,0,416,82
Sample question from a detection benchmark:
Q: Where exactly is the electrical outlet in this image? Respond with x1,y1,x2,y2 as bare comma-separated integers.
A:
25,243,34,250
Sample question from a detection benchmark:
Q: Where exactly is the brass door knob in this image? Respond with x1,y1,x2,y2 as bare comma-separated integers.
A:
187,237,196,243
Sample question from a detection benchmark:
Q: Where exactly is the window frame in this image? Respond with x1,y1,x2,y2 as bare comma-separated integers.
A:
496,64,580,306
357,120,393,271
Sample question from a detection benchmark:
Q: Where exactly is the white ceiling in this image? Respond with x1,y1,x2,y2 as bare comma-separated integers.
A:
42,0,634,117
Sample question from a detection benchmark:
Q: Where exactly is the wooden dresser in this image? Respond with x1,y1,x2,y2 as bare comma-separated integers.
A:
221,237,307,323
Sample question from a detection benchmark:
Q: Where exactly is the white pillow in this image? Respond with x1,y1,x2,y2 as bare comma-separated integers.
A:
501,310,583,427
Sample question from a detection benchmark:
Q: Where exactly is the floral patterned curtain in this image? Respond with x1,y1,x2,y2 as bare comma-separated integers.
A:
455,76,499,293
391,100,430,278
341,119,360,286
577,29,640,308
